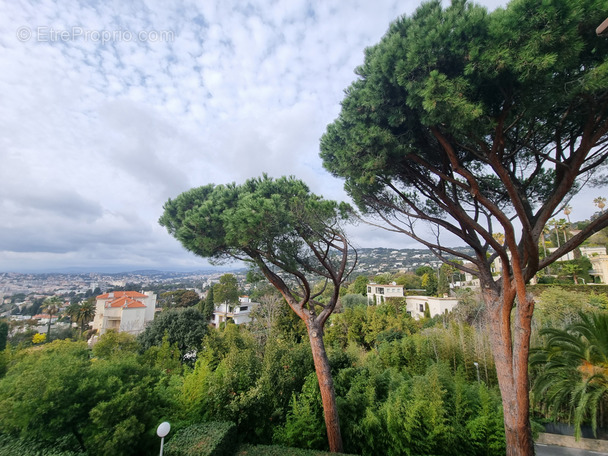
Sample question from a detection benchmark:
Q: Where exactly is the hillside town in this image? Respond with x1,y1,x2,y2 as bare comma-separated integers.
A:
2,239,607,341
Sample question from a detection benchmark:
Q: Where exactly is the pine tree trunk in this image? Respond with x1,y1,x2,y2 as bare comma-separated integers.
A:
307,320,343,453
486,289,536,456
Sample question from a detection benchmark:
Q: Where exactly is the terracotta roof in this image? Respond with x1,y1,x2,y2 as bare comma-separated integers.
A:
97,291,147,299
106,296,147,309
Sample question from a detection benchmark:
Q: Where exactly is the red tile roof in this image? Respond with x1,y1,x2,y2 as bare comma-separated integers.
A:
106,296,147,309
97,291,147,299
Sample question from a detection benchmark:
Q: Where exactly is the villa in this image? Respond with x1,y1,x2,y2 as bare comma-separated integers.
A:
91,291,157,336
213,295,258,327
367,282,459,318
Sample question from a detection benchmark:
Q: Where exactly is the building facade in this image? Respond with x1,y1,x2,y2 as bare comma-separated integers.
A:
92,291,156,336
589,253,608,284
404,295,459,319
367,283,405,305
212,296,258,327
366,282,459,318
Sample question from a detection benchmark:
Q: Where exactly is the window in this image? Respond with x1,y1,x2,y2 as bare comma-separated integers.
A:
419,304,424,312
239,306,248,312
378,287,384,294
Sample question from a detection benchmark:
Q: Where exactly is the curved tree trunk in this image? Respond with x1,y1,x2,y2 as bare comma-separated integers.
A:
307,319,343,453
486,288,536,456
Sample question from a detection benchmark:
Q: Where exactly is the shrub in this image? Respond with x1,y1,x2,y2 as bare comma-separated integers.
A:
164,422,236,456
235,444,357,456
0,434,85,456
273,374,326,451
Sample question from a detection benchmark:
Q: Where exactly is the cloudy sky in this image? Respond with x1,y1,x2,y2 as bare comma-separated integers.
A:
0,0,599,273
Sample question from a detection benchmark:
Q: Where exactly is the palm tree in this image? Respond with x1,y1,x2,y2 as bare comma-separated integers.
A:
540,225,549,259
66,301,81,325
556,218,569,244
41,296,61,340
530,312,608,439
65,299,96,337
549,218,561,248
564,204,572,224
78,298,96,335
561,262,582,285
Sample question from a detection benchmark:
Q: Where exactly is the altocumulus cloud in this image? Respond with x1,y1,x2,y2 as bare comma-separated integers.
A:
0,0,513,272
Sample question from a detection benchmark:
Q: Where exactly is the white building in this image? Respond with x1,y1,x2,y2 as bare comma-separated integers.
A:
539,246,608,283
367,283,405,305
92,291,156,336
366,282,459,319
404,296,459,319
489,245,608,283
588,248,608,284
544,245,606,263
213,296,258,327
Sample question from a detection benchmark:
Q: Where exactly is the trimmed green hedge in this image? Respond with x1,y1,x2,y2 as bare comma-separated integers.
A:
164,422,236,456
235,444,358,456
0,434,85,456
528,284,608,296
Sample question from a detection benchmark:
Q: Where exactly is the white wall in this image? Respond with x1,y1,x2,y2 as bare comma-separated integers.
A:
404,296,459,319
143,291,157,323
119,308,146,335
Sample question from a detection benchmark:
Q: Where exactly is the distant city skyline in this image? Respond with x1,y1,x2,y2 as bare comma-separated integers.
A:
1,0,602,273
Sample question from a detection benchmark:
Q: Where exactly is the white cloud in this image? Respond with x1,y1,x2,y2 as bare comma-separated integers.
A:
8,0,594,273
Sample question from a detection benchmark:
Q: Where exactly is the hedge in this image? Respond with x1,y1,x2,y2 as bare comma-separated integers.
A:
235,444,358,456
164,422,237,456
527,284,608,296
0,434,85,456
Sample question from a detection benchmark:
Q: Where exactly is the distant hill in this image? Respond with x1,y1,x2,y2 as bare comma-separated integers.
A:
0,247,475,297
352,247,474,275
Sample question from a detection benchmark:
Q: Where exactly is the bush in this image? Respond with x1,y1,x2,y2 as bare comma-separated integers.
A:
340,294,367,309
138,308,209,363
273,374,326,451
236,444,357,456
528,284,608,296
164,422,236,456
0,434,85,456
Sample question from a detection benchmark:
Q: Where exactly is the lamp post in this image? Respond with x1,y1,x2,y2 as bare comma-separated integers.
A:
157,421,171,456
473,362,480,383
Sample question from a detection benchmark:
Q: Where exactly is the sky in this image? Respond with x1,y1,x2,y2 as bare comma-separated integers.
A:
0,0,602,273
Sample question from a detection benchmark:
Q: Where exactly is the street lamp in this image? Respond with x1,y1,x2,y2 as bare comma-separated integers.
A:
473,362,480,383
157,421,171,456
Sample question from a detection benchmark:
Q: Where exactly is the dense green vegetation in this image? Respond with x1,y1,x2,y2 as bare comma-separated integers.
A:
531,312,608,439
164,422,237,456
0,286,607,455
